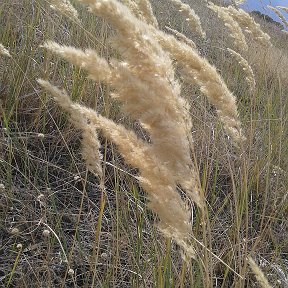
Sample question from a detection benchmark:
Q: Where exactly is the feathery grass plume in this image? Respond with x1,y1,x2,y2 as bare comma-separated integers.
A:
224,6,271,47
170,0,206,38
120,0,141,18
227,48,256,92
277,6,288,13
42,0,207,259
234,0,246,5
0,44,11,57
248,256,272,288
268,6,288,28
49,0,80,21
208,2,248,52
154,30,245,143
37,80,197,260
137,0,158,28
165,26,197,49
37,79,103,176
41,42,112,82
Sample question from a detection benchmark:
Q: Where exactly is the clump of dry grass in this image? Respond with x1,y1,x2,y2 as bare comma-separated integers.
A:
39,0,212,259
227,48,256,92
170,0,206,38
39,2,248,258
0,43,11,57
208,2,248,52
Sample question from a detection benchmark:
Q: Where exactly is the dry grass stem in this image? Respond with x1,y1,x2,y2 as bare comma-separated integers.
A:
170,0,206,38
0,44,11,57
248,257,272,288
49,0,80,21
165,26,197,49
224,6,271,47
208,2,248,52
268,6,288,28
227,48,256,92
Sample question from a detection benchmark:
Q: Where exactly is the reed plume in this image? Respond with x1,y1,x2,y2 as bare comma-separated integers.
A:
120,0,141,18
224,6,271,47
208,2,248,52
49,0,80,21
277,6,288,14
248,256,272,288
0,44,11,57
268,6,288,29
165,26,197,49
137,0,158,27
234,0,246,5
227,48,256,92
154,30,245,143
170,0,206,38
37,79,103,176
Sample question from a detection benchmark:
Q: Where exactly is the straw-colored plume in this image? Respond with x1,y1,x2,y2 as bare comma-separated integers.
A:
208,2,248,52
137,0,158,27
42,41,112,82
268,6,288,28
227,48,255,92
248,256,272,288
224,6,271,47
165,26,197,49
170,0,206,38
235,0,246,5
154,30,245,143
37,79,103,176
0,44,11,57
277,6,288,14
120,0,141,18
49,0,80,21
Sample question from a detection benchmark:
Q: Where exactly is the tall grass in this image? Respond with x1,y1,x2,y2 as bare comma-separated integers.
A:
0,0,287,287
